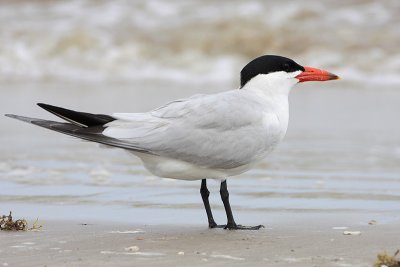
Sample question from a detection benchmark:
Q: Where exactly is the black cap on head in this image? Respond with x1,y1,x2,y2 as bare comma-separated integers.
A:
240,55,305,88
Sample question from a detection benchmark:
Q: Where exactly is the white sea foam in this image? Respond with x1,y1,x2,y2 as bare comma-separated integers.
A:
210,254,245,261
109,230,145,234
0,0,398,85
100,250,164,256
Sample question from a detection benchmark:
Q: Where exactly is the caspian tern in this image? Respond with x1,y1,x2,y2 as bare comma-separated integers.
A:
6,55,338,230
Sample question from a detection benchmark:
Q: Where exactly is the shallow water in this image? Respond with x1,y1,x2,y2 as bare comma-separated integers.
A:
1,81,399,224
0,0,400,225
1,0,400,85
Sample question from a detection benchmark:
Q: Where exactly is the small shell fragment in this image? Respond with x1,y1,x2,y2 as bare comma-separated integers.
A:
125,246,140,252
332,226,348,230
178,251,185,255
343,231,361,235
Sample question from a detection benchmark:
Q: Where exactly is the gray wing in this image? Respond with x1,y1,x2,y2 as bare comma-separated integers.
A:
104,91,279,169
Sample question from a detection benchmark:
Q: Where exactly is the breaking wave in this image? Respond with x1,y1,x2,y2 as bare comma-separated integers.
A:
0,0,399,85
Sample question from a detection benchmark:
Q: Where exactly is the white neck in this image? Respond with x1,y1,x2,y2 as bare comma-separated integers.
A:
241,72,300,97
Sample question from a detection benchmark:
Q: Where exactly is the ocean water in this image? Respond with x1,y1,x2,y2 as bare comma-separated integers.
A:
1,0,400,85
0,0,399,225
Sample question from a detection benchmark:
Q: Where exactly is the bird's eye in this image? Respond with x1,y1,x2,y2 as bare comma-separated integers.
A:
283,63,290,72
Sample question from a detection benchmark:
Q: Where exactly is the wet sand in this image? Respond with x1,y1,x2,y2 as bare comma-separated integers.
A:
1,212,399,267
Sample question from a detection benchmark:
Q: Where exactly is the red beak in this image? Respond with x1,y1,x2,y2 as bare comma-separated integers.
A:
295,66,339,83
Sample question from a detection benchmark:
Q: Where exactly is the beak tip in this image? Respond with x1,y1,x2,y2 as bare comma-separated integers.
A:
331,74,340,80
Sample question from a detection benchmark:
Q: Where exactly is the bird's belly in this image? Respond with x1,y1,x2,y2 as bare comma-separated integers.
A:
130,152,252,180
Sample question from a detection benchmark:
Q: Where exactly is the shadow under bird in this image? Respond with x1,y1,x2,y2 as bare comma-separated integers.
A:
6,55,339,230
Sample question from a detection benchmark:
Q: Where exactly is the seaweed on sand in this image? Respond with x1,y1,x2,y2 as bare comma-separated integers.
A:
0,211,42,231
374,250,400,267
0,211,27,231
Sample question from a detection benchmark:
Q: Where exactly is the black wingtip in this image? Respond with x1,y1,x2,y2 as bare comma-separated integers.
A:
4,114,28,121
36,103,115,127
37,103,53,111
4,114,43,124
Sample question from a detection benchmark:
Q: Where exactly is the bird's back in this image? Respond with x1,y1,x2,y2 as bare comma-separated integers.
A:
104,89,289,171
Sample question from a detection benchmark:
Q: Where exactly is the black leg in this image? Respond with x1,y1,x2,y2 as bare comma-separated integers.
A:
219,180,236,228
220,180,264,230
200,179,219,228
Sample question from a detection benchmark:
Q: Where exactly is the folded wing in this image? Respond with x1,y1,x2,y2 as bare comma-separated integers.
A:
104,91,276,169
7,91,277,170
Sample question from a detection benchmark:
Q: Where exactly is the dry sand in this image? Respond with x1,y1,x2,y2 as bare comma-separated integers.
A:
1,213,399,267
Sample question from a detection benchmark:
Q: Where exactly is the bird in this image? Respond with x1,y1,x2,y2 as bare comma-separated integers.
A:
6,55,339,230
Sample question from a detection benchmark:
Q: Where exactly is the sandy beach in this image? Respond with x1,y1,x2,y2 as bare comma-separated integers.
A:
1,212,399,267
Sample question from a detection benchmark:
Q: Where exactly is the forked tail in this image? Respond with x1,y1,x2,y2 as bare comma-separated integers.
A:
5,103,149,153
